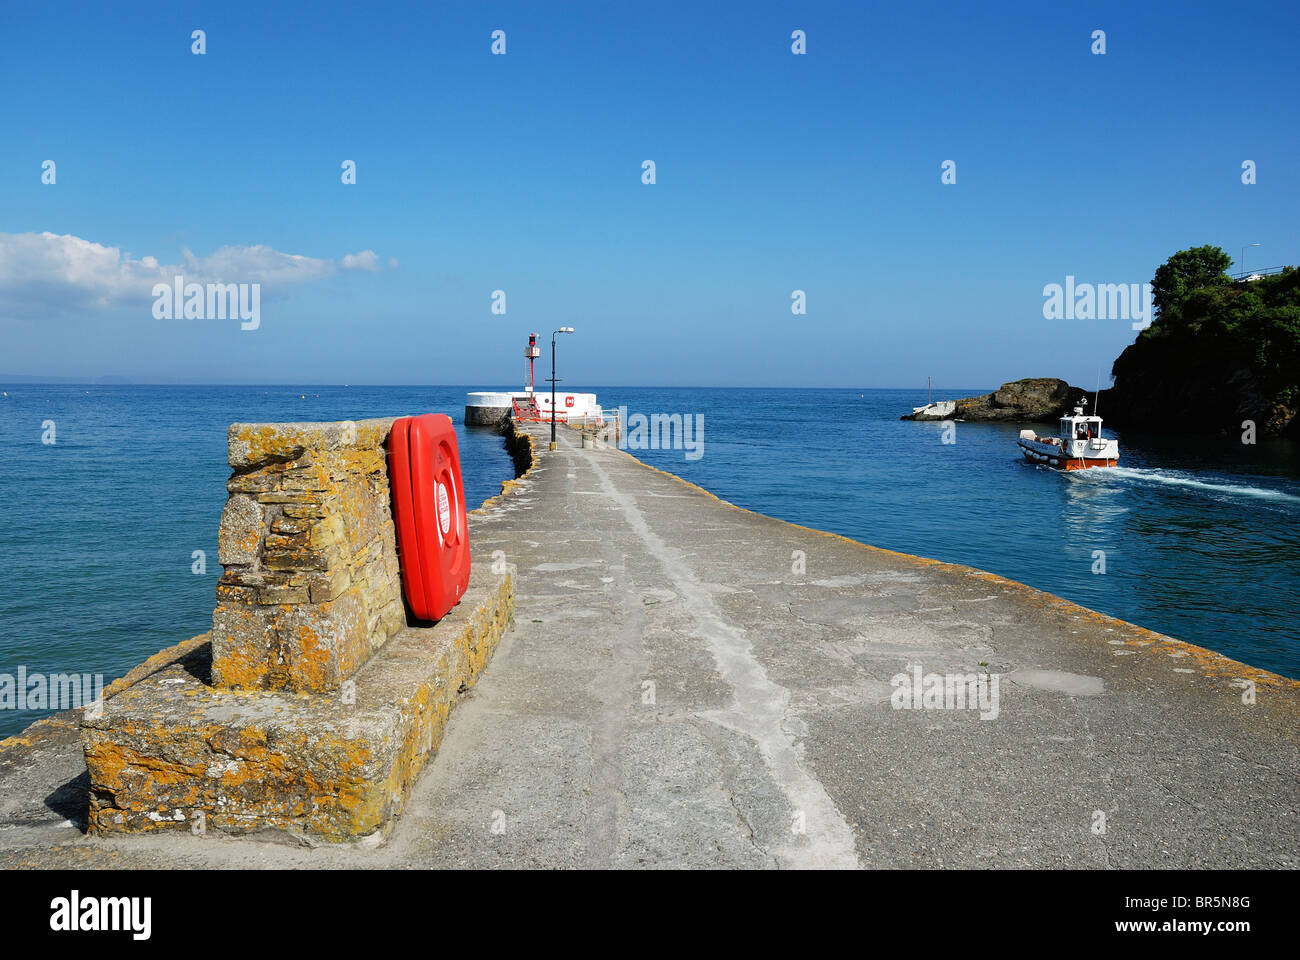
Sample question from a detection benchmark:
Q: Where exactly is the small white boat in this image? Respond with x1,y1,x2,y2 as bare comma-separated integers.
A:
911,400,955,418
1017,400,1118,470
911,377,955,419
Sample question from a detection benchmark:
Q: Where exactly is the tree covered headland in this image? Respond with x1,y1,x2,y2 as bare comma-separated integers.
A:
1108,246,1300,437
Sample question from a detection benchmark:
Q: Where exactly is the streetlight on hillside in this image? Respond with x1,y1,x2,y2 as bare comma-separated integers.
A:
1241,242,1261,279
550,327,574,450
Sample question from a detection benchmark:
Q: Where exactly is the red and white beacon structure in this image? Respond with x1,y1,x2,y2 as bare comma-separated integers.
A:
525,333,540,394
464,331,603,426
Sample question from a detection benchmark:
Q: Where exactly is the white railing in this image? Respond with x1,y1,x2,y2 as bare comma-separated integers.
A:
568,410,622,444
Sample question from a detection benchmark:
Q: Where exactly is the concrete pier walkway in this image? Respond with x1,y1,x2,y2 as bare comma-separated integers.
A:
2,421,1297,868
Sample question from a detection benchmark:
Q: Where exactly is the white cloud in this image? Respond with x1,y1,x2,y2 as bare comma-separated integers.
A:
340,250,381,272
0,232,387,317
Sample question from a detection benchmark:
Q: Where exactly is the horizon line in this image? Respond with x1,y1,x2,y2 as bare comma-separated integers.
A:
0,378,1010,392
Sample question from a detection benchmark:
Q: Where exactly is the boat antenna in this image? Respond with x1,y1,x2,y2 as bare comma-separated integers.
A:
1093,368,1101,417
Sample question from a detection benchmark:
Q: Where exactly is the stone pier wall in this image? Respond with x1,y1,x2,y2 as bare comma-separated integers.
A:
82,572,513,839
77,415,517,841
212,419,407,692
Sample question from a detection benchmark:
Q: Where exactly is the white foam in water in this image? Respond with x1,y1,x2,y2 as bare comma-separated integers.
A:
1071,466,1300,503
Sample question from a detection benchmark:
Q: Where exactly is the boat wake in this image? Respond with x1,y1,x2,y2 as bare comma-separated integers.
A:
1069,466,1300,504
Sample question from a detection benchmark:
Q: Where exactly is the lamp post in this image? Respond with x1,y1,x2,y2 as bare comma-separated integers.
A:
1241,242,1261,279
550,327,574,450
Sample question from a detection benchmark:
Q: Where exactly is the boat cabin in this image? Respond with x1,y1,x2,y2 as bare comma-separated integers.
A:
1060,406,1102,442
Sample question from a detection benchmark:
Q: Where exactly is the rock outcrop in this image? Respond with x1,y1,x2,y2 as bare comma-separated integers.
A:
903,378,1087,423
1105,266,1300,438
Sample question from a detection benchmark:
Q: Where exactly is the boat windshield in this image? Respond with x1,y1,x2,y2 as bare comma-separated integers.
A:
1063,418,1102,440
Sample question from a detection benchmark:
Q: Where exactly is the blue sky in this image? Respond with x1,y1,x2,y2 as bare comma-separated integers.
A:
1,0,1296,389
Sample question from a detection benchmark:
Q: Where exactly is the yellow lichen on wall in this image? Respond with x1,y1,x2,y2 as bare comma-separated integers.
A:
212,419,405,693
84,569,515,840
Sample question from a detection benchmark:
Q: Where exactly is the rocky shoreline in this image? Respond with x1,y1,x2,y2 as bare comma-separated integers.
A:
903,378,1092,423
906,252,1298,437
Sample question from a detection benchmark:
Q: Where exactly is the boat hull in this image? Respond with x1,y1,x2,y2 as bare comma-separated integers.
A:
1017,439,1117,470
